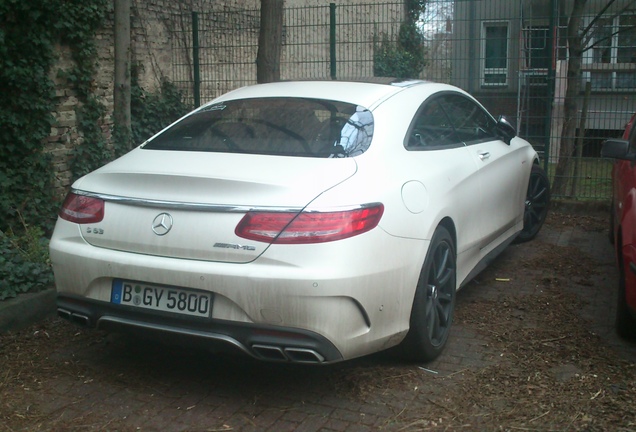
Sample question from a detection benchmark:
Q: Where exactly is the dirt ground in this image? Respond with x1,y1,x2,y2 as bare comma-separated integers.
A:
1,209,635,431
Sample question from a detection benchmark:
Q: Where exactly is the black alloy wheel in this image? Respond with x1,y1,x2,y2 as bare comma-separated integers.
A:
516,164,550,243
401,226,456,362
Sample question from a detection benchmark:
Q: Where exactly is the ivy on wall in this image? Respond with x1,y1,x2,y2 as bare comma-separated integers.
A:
0,0,108,299
61,0,112,180
0,0,109,233
0,0,189,300
1,0,61,233
130,66,190,146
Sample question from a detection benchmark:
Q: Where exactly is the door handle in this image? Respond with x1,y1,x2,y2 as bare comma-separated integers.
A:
478,151,491,160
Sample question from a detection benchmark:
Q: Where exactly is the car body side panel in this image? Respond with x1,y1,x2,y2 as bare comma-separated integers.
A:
616,161,636,312
613,114,636,313
467,136,531,248
312,85,533,290
348,85,484,245
309,147,486,289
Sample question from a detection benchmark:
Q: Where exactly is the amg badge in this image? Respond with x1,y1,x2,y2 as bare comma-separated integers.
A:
213,242,256,251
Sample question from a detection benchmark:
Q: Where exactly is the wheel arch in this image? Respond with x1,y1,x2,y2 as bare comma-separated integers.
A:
410,217,457,305
437,217,457,252
617,224,624,266
399,218,458,362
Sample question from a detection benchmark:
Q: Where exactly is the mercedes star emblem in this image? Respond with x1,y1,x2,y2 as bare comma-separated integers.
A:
152,213,173,236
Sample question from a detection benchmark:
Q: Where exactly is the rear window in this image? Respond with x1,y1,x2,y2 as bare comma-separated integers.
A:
142,97,374,158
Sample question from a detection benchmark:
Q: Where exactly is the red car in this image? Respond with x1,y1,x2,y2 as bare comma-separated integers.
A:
602,113,636,338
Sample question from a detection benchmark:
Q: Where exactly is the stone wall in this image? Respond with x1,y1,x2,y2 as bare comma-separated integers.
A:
48,17,115,199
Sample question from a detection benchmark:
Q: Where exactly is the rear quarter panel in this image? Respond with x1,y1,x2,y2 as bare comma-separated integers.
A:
620,198,636,310
616,114,636,311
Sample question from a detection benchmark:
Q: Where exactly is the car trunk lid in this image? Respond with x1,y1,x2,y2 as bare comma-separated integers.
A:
74,149,357,263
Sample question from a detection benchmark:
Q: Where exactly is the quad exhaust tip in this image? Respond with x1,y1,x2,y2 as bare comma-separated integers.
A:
252,344,325,364
57,308,90,327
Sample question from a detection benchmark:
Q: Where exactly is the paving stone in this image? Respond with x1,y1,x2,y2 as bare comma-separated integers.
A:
266,419,302,432
291,414,328,432
331,407,364,423
319,417,350,431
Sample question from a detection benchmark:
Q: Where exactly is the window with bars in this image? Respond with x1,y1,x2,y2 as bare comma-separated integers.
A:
481,22,509,87
524,26,551,70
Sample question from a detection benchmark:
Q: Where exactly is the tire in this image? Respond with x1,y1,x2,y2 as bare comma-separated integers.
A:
516,164,550,243
400,226,456,362
616,254,636,339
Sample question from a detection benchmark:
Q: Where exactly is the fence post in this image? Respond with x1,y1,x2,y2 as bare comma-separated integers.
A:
192,11,201,107
543,0,558,172
329,3,336,80
467,1,475,93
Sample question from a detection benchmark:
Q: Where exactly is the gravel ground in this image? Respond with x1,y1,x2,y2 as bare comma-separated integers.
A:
1,209,635,431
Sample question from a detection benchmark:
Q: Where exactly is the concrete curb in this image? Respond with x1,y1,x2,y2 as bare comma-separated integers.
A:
0,289,57,333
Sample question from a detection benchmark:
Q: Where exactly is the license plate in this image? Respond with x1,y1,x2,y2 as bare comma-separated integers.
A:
111,280,212,318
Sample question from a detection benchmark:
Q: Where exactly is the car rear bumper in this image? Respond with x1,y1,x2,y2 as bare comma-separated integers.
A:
50,218,427,362
57,293,342,363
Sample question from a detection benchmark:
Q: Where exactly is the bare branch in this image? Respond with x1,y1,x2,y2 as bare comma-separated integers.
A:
581,0,617,37
582,24,636,54
582,0,636,48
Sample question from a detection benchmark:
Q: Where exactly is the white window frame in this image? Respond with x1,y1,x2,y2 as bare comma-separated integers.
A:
583,14,636,91
481,21,510,87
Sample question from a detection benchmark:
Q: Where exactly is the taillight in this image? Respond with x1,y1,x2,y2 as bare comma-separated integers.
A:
236,204,384,244
59,192,105,224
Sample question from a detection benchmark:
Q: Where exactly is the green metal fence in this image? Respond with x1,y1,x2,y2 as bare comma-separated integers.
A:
168,0,636,201
171,8,261,107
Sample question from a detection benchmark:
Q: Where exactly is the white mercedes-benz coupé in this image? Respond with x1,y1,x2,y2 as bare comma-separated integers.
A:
50,79,549,364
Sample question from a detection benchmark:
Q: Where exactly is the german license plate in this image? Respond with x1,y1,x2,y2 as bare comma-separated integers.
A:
111,280,212,318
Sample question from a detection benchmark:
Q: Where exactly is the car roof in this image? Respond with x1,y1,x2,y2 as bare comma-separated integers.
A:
210,79,455,110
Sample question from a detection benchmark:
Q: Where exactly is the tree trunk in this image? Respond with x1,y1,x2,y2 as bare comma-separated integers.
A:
569,80,591,196
551,0,587,196
114,0,132,150
256,0,284,83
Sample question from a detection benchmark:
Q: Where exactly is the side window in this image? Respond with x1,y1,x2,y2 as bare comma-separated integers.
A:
439,95,498,145
405,99,461,150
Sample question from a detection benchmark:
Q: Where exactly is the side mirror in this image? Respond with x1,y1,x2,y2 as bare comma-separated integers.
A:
601,139,633,160
495,116,516,144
